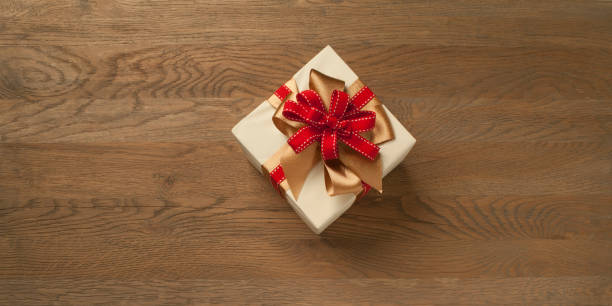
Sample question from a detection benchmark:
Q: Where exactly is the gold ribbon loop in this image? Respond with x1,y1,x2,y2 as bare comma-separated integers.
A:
309,70,345,109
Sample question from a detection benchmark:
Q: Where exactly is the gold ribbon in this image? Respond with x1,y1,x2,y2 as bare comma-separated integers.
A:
263,70,395,199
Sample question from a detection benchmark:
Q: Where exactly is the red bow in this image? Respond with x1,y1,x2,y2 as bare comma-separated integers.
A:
282,89,380,161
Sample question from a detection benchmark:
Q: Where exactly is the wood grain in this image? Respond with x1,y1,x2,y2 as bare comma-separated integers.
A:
1,0,611,304
2,277,611,305
1,1,611,48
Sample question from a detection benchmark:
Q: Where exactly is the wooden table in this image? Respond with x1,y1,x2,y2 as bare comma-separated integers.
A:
1,1,611,304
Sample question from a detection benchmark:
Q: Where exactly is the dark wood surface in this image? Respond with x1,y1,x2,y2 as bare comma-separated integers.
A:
1,0,611,304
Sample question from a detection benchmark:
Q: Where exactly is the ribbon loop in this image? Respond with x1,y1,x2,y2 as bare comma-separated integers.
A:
287,125,321,154
340,132,379,161
282,100,325,127
329,89,350,119
343,110,377,133
297,90,326,112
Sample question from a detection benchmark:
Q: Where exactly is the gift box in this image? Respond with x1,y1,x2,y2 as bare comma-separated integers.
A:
232,46,416,234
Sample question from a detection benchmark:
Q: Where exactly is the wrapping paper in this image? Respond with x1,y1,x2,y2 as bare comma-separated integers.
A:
232,46,416,234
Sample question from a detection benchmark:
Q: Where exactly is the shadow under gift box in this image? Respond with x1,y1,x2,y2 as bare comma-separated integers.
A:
232,45,416,234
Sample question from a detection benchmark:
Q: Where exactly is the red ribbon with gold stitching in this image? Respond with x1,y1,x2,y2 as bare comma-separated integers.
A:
282,89,379,161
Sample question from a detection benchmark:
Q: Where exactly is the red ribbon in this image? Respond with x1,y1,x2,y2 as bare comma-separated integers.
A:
282,88,380,161
269,164,286,195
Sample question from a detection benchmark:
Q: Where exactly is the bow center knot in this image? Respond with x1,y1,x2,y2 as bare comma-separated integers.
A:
325,115,340,130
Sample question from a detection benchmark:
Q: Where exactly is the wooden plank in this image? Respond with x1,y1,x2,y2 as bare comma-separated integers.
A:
2,277,611,305
1,1,611,47
1,230,611,278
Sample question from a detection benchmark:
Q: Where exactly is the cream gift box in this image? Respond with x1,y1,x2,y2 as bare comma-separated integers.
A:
232,45,416,234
